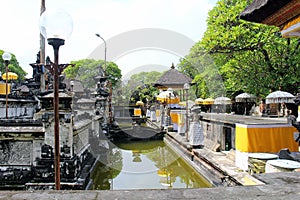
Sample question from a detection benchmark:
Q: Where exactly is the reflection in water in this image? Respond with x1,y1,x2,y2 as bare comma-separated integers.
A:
90,140,212,190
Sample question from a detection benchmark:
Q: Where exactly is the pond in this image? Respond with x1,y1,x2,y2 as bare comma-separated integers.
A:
90,140,212,190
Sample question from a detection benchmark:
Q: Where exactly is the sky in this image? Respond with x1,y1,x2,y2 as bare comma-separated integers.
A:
0,0,218,78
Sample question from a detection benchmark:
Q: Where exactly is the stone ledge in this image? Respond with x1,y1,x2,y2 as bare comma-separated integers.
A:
1,183,300,200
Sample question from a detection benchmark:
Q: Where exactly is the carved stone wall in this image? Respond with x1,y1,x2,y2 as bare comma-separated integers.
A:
0,102,36,119
0,141,32,165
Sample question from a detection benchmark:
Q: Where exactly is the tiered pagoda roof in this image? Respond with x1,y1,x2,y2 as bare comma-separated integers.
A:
153,63,192,90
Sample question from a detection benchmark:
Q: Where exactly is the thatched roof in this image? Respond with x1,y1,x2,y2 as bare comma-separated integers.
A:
240,0,294,26
240,0,300,37
153,63,192,89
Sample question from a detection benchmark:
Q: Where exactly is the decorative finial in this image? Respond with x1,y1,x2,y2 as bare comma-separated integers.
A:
171,63,175,69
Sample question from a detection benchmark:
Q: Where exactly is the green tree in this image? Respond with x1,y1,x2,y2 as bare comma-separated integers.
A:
177,47,226,99
121,71,163,105
182,0,300,99
64,59,122,89
130,71,163,85
0,50,27,80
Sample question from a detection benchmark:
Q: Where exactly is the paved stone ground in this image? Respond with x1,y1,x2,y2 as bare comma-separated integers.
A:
0,178,299,200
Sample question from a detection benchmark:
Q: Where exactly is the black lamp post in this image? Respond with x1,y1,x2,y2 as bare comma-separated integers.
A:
2,52,12,119
39,9,73,190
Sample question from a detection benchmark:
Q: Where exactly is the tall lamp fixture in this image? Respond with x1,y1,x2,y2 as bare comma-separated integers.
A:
39,9,73,190
95,33,111,124
2,52,12,119
184,83,190,142
95,33,107,74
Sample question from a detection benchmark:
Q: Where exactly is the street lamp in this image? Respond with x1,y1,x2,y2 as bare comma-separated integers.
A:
2,52,11,119
39,9,73,190
184,83,190,142
95,33,107,74
96,34,113,126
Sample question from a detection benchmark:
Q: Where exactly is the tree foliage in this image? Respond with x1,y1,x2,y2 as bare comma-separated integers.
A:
180,0,300,99
0,50,27,80
177,46,226,99
64,59,122,89
130,71,163,85
121,71,163,105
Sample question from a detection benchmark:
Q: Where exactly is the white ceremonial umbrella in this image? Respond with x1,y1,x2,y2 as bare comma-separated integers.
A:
266,90,295,104
235,92,256,102
214,96,231,105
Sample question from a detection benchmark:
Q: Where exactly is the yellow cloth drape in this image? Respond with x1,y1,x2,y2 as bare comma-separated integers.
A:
0,83,10,94
156,110,161,117
170,112,179,123
134,108,142,116
236,124,298,153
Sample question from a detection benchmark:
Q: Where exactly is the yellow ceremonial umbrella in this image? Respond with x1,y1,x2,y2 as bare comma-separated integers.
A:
195,98,204,105
136,100,144,106
179,100,195,108
2,72,18,80
178,101,186,107
156,88,180,104
202,98,214,105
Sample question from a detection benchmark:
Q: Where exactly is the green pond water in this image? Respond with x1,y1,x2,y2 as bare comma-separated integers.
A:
90,140,212,190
